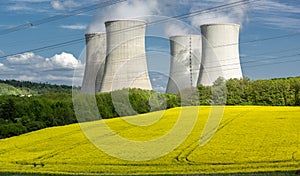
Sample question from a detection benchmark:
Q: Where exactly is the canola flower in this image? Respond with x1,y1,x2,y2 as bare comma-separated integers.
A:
0,106,299,175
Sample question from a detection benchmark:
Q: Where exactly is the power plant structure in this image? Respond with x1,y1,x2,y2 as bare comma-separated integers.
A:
81,20,244,94
99,19,152,92
197,23,243,86
166,35,202,94
81,32,106,94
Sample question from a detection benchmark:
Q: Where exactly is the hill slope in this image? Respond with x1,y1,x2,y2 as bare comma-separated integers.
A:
0,106,299,175
0,83,35,96
0,80,72,95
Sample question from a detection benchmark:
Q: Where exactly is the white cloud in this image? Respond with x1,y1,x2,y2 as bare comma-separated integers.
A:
7,52,42,64
185,0,300,31
0,62,14,72
254,16,300,30
152,85,166,92
51,0,80,10
60,24,87,30
250,0,300,30
8,0,80,12
110,0,300,34
87,0,251,35
7,4,32,11
11,0,51,2
149,72,168,93
87,0,200,37
51,0,64,10
188,0,250,28
7,52,80,68
8,0,300,31
253,0,300,14
87,0,160,33
1,52,84,85
48,52,79,68
63,0,78,8
164,23,192,37
6,0,52,13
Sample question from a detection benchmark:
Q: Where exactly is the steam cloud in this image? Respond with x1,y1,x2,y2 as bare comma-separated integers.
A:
87,0,160,33
87,0,250,36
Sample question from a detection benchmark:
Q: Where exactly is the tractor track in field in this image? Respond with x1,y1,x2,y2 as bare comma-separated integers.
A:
1,128,83,156
33,141,89,161
175,118,236,164
175,109,255,165
12,138,90,166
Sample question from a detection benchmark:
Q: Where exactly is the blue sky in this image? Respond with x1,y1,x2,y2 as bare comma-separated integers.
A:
0,0,299,89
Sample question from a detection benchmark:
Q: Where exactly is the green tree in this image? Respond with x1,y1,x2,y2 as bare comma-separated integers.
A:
0,98,17,122
291,79,300,105
211,77,227,105
197,84,211,105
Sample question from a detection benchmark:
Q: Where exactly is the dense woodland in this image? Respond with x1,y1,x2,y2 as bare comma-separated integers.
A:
0,76,300,139
198,77,300,106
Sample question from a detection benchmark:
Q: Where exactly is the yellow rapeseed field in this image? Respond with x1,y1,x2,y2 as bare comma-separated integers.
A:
0,106,299,175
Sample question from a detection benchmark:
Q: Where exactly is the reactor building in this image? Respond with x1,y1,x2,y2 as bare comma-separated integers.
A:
166,35,202,94
81,32,106,94
197,23,243,86
99,19,152,92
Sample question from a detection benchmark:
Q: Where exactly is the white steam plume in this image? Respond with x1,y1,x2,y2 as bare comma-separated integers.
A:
189,0,250,28
87,0,252,36
87,0,160,33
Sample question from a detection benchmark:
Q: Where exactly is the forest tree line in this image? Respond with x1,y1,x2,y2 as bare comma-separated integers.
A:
0,76,299,139
0,79,72,95
200,77,300,106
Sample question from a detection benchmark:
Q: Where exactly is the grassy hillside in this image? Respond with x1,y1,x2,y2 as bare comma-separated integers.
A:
0,106,299,175
0,80,72,95
0,83,35,96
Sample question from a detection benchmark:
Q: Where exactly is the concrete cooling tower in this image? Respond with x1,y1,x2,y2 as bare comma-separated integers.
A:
100,20,152,92
198,23,243,86
81,32,106,94
166,35,202,94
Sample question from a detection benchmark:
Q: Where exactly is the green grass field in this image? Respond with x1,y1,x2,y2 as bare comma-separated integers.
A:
0,106,299,175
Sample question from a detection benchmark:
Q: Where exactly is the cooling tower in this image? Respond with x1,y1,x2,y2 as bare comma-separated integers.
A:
198,23,243,86
81,32,106,94
166,35,202,94
100,20,152,92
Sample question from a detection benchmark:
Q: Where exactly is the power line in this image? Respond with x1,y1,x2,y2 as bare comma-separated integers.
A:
0,0,127,35
1,1,297,84
2,38,84,59
203,53,300,70
246,58,300,69
147,52,300,74
146,54,300,75
4,33,82,49
203,46,300,65
213,32,300,48
2,0,300,67
2,0,299,53
243,53,300,65
94,0,261,37
0,0,262,59
148,0,261,26
190,55,300,74
205,57,300,73
147,41,300,63
241,46,300,59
